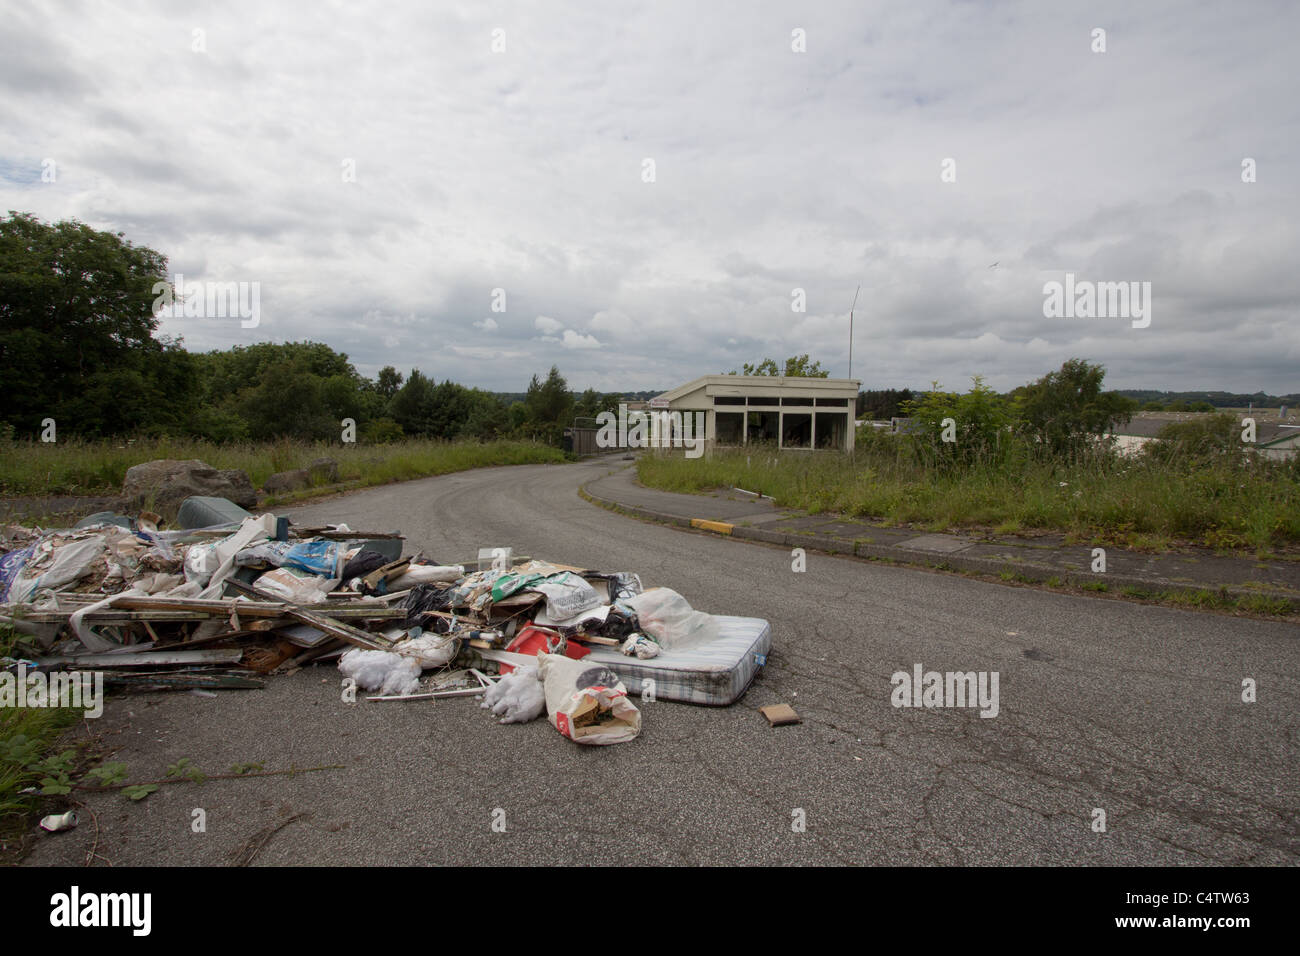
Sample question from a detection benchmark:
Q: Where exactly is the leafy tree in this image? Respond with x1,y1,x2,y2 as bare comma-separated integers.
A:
729,355,830,377
902,376,1010,466
361,417,404,443
1010,359,1134,460
524,366,573,428
375,365,404,400
236,358,336,439
858,388,914,420
782,354,829,377
574,387,620,422
389,369,436,436
0,211,171,435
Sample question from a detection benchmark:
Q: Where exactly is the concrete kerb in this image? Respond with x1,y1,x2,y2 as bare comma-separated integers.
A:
579,480,1298,614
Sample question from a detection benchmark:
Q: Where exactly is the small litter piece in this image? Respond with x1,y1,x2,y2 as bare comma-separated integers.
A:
39,810,79,833
620,632,659,659
759,703,801,727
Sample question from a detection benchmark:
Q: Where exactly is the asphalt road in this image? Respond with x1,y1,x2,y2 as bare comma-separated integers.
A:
25,458,1300,866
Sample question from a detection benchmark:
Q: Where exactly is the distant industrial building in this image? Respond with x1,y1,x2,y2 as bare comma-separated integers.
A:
654,375,861,453
1106,414,1300,459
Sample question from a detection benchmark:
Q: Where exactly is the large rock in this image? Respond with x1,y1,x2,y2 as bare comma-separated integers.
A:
263,469,311,495
308,457,339,484
122,460,256,517
217,470,257,509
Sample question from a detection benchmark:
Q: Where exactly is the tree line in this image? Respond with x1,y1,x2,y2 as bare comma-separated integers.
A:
0,212,621,444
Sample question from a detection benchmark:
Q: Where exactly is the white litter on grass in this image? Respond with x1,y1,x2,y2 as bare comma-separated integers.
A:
339,648,422,697
480,665,545,724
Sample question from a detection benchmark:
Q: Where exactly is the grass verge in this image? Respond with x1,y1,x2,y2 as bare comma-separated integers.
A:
0,626,82,858
0,437,567,499
636,447,1300,552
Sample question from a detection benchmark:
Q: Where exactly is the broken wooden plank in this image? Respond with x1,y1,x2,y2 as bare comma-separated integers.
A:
570,635,620,647
101,671,266,690
35,648,245,668
4,609,211,624
366,686,487,702
285,608,393,651
29,600,405,624
291,528,404,540
112,596,292,617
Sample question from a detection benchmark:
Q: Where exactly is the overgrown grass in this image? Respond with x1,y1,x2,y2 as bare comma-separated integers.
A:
0,627,80,837
637,444,1300,551
0,437,566,498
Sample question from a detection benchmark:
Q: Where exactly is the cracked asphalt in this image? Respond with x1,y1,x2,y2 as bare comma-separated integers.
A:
23,458,1300,866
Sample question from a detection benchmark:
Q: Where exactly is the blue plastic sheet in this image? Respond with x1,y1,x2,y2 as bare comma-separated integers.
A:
282,540,341,577
0,545,34,602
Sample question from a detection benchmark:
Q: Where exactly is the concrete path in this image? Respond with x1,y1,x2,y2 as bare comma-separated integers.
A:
584,463,1300,611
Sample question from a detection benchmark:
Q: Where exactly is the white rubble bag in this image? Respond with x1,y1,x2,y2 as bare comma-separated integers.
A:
537,652,641,745
338,648,422,697
480,665,546,724
620,587,718,649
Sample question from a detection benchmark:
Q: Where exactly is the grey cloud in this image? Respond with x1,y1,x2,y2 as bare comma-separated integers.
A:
2,0,1297,394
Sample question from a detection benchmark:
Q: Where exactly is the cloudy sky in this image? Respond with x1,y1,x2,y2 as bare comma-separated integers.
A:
2,0,1297,394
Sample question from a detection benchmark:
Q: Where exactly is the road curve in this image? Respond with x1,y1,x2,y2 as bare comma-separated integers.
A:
25,458,1300,866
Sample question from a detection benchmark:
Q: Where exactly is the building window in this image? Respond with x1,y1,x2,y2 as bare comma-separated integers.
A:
747,410,779,443
782,413,812,448
715,412,744,444
815,412,846,448
714,396,746,406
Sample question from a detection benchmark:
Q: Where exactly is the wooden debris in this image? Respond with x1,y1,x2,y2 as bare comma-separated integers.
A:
36,648,245,668
285,607,393,651
101,671,266,690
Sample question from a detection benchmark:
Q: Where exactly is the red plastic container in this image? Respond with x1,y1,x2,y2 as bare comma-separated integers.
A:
499,623,589,674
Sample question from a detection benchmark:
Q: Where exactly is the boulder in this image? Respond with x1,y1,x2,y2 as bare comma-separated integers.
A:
217,470,257,509
122,460,256,518
263,469,311,495
307,457,339,484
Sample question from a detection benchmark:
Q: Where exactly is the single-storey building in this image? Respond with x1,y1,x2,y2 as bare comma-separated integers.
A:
1106,414,1299,459
1258,426,1300,460
654,375,861,453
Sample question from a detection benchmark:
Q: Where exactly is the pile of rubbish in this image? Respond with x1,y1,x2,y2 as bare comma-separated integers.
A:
1,498,752,747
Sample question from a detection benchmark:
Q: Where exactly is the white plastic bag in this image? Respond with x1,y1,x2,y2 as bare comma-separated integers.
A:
537,653,640,745
388,565,464,589
392,632,458,668
255,566,333,604
183,542,222,587
8,535,106,602
481,665,546,724
338,648,421,696
620,587,718,649
528,572,602,622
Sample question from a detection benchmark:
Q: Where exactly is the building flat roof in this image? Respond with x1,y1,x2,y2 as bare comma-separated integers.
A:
658,374,860,405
